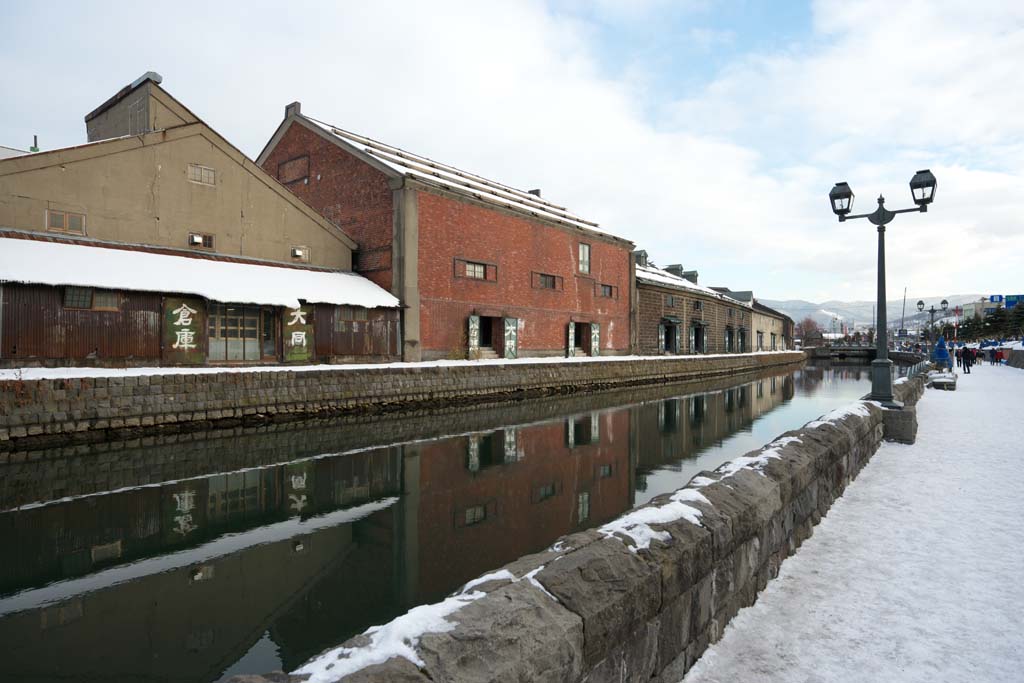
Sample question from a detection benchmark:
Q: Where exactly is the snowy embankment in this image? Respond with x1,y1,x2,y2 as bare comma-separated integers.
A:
0,350,799,382
285,387,902,682
683,363,1024,683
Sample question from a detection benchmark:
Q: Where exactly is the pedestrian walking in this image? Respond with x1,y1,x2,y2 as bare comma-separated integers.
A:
963,348,972,374
955,347,962,368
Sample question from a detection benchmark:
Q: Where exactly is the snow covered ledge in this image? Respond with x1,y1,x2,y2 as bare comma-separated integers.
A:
231,374,929,683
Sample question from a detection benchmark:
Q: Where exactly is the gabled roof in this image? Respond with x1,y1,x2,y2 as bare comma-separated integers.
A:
753,299,792,322
0,82,357,251
636,264,751,306
0,145,27,160
259,110,632,245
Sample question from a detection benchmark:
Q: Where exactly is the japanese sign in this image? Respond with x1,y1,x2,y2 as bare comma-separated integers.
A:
283,304,315,363
163,297,206,365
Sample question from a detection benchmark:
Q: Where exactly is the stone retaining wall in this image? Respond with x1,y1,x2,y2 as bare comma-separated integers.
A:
0,352,804,449
1008,350,1024,369
246,373,926,683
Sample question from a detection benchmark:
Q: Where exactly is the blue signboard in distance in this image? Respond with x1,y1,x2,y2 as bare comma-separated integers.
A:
1006,295,1021,309
989,295,1004,303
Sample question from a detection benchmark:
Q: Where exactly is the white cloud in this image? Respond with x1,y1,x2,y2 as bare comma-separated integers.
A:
1,0,1021,301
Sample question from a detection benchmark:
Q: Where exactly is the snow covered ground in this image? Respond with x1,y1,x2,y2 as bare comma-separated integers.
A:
683,362,1024,683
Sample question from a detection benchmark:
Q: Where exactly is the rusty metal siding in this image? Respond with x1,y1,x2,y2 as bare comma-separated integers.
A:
313,304,401,360
1,284,161,362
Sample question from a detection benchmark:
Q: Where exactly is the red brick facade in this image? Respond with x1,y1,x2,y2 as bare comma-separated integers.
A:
416,192,631,357
260,117,635,360
259,123,395,292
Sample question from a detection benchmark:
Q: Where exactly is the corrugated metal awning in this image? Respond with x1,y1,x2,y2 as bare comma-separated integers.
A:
0,237,400,309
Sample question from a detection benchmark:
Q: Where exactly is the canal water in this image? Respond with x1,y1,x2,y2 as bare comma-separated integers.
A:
0,363,896,682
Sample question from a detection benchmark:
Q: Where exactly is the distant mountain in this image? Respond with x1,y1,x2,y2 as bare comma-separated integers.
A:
760,294,985,330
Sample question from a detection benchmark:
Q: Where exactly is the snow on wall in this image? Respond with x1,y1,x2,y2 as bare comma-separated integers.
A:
0,237,400,309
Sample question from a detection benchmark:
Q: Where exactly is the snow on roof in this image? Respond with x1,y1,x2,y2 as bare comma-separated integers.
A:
0,145,28,160
636,264,750,305
303,116,625,241
0,237,400,309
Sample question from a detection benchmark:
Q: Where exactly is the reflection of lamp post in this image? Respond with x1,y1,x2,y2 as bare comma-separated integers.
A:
829,170,937,407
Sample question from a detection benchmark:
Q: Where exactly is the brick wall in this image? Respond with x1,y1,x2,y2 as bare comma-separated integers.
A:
259,122,396,292
417,192,632,357
0,352,805,450
638,283,753,355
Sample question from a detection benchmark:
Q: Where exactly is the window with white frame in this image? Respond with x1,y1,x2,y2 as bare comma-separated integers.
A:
188,163,216,186
578,243,591,274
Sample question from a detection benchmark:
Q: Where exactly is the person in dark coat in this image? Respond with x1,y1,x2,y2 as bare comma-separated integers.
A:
963,347,972,374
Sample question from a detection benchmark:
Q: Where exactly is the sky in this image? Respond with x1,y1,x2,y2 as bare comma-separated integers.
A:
1,0,1022,302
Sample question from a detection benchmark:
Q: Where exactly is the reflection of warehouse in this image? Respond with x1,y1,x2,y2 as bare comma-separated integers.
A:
0,72,400,367
635,373,795,471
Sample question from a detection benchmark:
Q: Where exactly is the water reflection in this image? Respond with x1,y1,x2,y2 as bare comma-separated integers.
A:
0,361,879,683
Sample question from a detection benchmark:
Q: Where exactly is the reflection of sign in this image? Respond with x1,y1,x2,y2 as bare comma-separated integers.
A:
172,489,198,536
286,462,313,516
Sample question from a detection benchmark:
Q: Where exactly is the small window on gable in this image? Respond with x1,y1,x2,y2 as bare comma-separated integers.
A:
291,246,310,262
277,155,310,185
189,232,215,249
600,284,616,299
188,163,216,186
47,209,86,235
466,261,486,279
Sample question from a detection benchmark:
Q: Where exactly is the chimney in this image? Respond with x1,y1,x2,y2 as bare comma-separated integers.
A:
633,250,648,267
528,189,542,197
285,101,302,118
30,134,39,153
664,264,684,277
682,270,699,284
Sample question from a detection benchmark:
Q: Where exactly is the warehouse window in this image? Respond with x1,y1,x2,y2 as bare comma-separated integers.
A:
188,163,216,186
578,243,591,274
47,209,86,235
92,290,120,311
63,286,93,309
189,232,215,249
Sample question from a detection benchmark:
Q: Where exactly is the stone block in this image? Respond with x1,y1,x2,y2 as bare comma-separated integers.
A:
583,616,660,683
417,580,584,683
882,405,917,444
535,537,661,667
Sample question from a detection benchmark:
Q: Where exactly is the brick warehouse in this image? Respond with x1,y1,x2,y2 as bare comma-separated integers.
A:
633,251,755,355
258,104,635,361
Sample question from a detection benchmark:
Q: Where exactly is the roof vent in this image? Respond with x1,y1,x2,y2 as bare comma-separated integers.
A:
682,270,699,284
528,189,541,197
633,250,648,267
285,101,302,118
664,264,684,277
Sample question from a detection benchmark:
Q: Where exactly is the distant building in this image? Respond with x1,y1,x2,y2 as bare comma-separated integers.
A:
0,73,400,368
633,253,753,355
751,300,791,351
258,104,635,361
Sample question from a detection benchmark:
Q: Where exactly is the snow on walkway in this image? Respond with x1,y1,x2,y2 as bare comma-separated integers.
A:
683,363,1024,683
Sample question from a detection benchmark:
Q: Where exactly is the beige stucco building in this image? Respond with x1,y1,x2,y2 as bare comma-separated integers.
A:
0,73,355,268
0,72,401,368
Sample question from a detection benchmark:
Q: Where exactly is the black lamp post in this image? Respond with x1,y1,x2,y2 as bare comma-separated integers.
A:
829,169,937,407
916,298,950,356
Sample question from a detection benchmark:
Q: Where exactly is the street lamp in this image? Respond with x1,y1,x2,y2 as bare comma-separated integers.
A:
828,170,937,407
